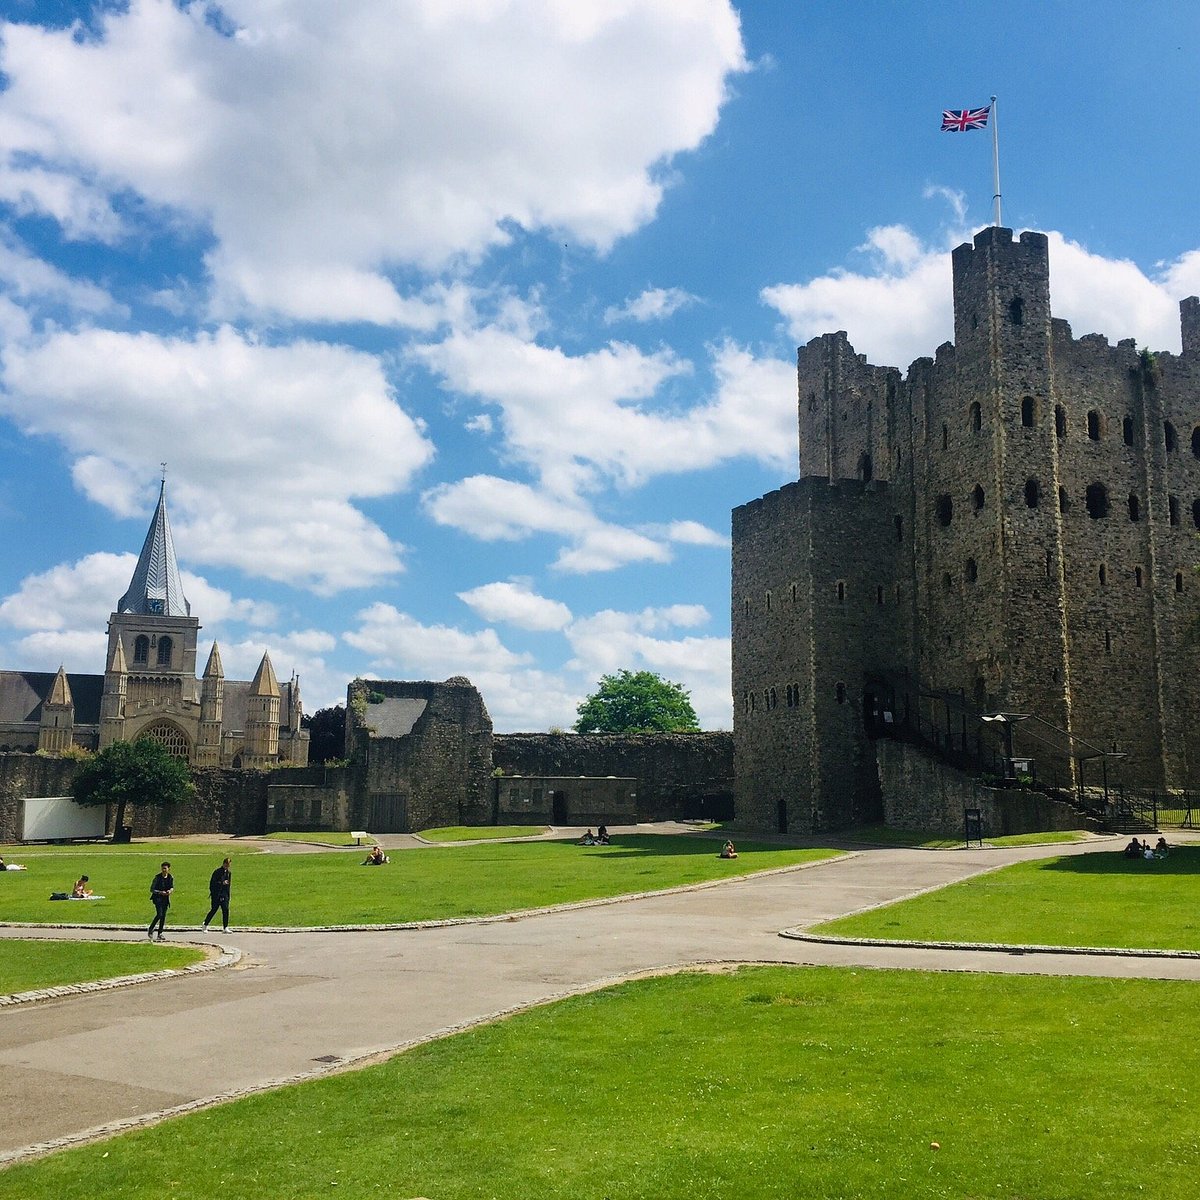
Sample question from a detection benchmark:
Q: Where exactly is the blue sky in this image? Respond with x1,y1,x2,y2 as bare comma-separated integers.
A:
1,1,1198,731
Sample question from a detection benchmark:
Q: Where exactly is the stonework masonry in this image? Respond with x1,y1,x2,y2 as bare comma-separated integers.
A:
734,227,1200,833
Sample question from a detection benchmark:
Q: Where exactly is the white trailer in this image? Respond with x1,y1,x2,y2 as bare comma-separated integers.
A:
20,795,107,842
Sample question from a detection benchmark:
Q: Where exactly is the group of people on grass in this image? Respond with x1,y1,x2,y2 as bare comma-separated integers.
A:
1124,836,1169,861
578,826,610,846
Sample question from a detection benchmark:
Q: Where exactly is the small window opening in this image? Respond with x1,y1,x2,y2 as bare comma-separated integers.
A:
1024,478,1040,508
1099,563,1107,586
1193,500,1200,530
1087,410,1101,440
1128,493,1140,522
1086,482,1109,518
1135,567,1144,588
972,484,985,511
1045,549,1053,579
966,558,978,583
935,494,953,526
1021,396,1035,427
942,572,953,592
860,453,873,483
1055,405,1067,437
1008,296,1024,325
836,581,845,604
1165,421,1178,451
1170,495,1180,527
970,401,982,432
744,598,750,617
1192,427,1200,458
894,514,903,543
835,682,846,705
1176,572,1185,594
876,585,884,606
791,583,797,603
1058,486,1069,513
1123,416,1134,446
1105,631,1112,654
942,423,948,450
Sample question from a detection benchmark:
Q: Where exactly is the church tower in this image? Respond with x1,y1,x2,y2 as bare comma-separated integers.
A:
195,642,225,767
243,651,281,767
98,637,128,749
38,666,75,753
103,480,201,758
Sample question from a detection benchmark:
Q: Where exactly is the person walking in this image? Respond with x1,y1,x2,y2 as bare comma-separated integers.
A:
203,857,232,932
148,861,174,941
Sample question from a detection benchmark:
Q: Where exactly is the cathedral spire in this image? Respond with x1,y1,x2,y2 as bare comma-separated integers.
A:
117,480,191,617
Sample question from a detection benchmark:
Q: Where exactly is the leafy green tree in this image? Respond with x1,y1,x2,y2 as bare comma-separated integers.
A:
303,704,346,763
573,670,700,734
71,738,195,839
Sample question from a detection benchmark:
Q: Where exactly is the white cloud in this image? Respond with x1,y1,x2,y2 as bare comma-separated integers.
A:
0,0,746,323
0,227,121,316
604,285,698,324
0,552,132,632
762,218,1200,369
457,580,573,631
0,325,433,592
660,519,729,548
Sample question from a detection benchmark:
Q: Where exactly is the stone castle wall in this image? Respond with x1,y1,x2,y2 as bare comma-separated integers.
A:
492,732,734,822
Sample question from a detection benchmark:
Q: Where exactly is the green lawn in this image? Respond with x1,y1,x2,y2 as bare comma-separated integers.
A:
1,966,1196,1198
816,845,1200,950
0,836,837,927
849,823,1088,850
418,824,548,841
1,939,205,994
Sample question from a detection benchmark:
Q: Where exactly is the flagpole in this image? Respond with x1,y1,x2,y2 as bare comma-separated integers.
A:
990,94,1002,227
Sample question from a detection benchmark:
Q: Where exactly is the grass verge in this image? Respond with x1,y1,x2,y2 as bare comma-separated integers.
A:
0,836,838,927
0,966,1196,1198
1,939,205,994
418,825,548,842
816,845,1200,950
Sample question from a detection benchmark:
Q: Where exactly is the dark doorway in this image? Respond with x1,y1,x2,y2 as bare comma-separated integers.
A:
551,791,568,824
777,799,788,834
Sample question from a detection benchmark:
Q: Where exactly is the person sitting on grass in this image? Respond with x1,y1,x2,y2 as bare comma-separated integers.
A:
578,830,596,846
362,844,388,866
72,875,93,898
720,840,738,859
1143,842,1157,861
1155,836,1170,858
597,825,610,845
1123,837,1142,859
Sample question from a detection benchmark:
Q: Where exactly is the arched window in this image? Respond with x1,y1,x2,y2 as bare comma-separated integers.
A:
1024,478,1040,508
966,558,978,583
1021,396,1035,427
972,484,985,510
836,581,845,603
1128,493,1140,522
1086,482,1109,518
935,494,953,526
141,720,190,761
156,635,173,666
970,401,982,432
1165,421,1178,451
133,635,149,665
1170,495,1180,527
1123,416,1134,446
1055,405,1067,437
1087,410,1102,440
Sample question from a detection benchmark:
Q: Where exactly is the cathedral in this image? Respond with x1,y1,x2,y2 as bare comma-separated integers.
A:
0,483,308,767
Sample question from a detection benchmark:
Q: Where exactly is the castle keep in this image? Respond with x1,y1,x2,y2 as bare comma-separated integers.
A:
733,227,1200,833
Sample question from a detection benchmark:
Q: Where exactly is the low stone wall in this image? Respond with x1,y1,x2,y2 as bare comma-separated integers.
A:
0,754,79,842
877,739,1097,837
492,732,734,822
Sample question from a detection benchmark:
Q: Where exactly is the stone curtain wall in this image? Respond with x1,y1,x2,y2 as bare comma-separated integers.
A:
492,732,734,822
877,740,1097,837
134,768,270,837
0,754,78,841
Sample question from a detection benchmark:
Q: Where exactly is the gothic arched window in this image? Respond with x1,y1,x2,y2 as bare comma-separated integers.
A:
157,636,173,666
133,635,150,665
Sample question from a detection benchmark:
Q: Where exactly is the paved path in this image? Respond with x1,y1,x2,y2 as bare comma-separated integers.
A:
2,834,1197,1162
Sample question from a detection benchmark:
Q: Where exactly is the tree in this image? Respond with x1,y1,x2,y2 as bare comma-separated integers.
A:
71,738,195,838
303,704,346,763
573,670,700,734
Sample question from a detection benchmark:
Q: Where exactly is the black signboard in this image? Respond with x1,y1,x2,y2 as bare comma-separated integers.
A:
964,808,984,846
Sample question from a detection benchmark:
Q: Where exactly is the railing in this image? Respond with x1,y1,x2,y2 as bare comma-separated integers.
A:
1109,791,1200,831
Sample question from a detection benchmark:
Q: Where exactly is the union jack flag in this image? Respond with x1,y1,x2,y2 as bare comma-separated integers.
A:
941,105,990,132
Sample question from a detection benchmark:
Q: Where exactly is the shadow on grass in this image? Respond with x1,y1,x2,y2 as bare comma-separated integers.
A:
1038,846,1200,875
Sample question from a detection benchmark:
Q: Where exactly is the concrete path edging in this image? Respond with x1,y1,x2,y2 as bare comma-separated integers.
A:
781,930,1200,961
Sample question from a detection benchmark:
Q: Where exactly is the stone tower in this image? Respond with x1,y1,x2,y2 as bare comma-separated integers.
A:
37,665,75,753
195,642,225,767
243,651,281,767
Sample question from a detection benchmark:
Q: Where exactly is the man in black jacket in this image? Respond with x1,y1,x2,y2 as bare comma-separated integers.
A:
203,857,232,933
149,862,173,941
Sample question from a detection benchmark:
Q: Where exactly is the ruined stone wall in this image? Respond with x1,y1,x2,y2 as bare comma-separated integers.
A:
347,678,494,832
492,732,733,822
